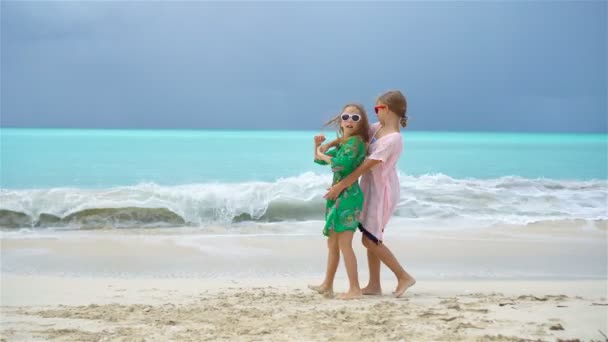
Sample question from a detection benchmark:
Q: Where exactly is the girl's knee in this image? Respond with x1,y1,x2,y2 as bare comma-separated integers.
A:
339,243,354,254
362,236,380,251
361,235,371,248
337,232,353,247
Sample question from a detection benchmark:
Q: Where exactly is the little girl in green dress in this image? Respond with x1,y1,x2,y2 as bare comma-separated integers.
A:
309,103,370,300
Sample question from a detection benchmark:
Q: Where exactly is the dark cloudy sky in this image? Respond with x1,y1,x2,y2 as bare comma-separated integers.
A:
1,1,606,132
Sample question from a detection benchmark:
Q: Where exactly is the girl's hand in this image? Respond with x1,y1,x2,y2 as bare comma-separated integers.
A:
316,145,331,162
314,135,326,146
324,183,345,200
318,144,329,153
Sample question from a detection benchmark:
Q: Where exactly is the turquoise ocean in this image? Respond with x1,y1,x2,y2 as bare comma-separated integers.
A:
1,128,606,231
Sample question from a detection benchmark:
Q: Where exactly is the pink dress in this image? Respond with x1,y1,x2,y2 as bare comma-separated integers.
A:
359,123,403,243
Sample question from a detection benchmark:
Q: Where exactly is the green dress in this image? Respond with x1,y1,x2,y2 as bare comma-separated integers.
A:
315,136,367,236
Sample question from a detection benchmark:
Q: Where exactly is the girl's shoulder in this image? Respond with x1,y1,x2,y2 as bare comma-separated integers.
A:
382,132,403,151
383,132,403,145
369,122,381,135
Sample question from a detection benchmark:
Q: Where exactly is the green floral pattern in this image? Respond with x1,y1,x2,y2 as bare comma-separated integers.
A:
315,136,366,236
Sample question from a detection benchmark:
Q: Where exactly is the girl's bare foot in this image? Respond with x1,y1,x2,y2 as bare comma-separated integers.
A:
308,284,327,294
338,289,362,300
394,277,416,298
322,289,335,298
361,285,382,296
308,284,333,297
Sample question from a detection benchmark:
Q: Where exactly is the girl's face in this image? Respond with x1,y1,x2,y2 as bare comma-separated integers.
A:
340,106,362,137
374,101,389,124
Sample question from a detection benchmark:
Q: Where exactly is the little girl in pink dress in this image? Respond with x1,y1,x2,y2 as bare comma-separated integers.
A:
324,90,416,298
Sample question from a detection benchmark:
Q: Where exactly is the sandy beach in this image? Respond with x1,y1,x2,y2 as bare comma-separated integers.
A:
1,224,607,341
1,275,607,341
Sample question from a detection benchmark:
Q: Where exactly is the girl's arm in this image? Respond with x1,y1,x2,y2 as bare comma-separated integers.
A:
319,138,340,153
315,145,332,164
314,136,336,165
325,134,400,200
323,158,382,200
314,135,324,159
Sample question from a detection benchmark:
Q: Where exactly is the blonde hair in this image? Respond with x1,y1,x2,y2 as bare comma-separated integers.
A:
324,103,371,143
378,90,408,128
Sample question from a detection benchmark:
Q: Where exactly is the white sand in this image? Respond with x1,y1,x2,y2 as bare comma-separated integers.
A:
1,275,607,341
1,223,606,279
1,224,606,341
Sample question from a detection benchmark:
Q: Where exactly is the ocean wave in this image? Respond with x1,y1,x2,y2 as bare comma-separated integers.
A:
1,173,606,229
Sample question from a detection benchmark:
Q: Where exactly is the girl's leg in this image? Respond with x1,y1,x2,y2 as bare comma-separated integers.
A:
362,235,415,297
337,230,362,300
361,238,382,295
308,231,339,296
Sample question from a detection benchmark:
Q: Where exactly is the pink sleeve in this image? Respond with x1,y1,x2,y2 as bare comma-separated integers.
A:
368,135,398,162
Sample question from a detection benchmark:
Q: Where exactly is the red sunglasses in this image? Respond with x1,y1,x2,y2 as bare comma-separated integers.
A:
374,105,387,114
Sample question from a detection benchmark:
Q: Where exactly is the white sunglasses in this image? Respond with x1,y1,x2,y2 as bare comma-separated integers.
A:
341,113,361,122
